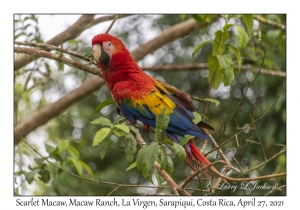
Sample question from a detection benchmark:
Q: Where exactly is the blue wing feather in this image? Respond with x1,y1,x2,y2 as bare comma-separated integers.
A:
118,97,211,142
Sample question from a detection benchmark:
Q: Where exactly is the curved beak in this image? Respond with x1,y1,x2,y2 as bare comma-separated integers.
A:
93,45,110,66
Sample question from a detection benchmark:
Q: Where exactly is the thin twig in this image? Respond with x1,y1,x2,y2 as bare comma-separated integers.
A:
221,56,264,140
233,157,243,172
15,17,207,145
14,47,102,77
14,15,124,70
242,148,285,174
205,89,283,157
205,131,241,173
15,41,89,62
178,160,223,191
212,168,230,193
15,124,190,195
107,185,122,196
212,170,285,182
106,15,119,33
134,132,189,196
16,134,178,193
251,115,268,161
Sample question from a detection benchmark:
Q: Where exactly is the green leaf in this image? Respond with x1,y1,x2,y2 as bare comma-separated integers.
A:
156,108,170,130
208,55,217,71
162,139,174,145
124,133,137,163
207,55,222,89
114,124,130,133
228,14,242,19
228,43,242,71
235,25,248,49
192,112,202,124
154,168,165,187
154,128,161,142
129,126,140,134
158,147,168,170
93,128,111,146
221,14,228,19
192,14,202,22
266,29,282,44
39,168,50,183
34,158,44,168
200,15,215,23
148,171,154,185
67,146,80,159
47,162,58,178
204,98,220,106
69,146,80,158
126,161,137,171
14,32,25,40
83,47,93,59
113,128,127,137
91,117,113,127
95,98,115,113
217,54,234,70
96,134,113,161
99,150,106,160
68,158,83,176
136,143,159,178
242,14,253,34
57,140,69,154
223,24,234,31
165,156,174,175
172,143,186,162
78,160,94,176
192,39,213,60
217,54,234,86
23,169,40,184
179,135,194,146
222,68,234,86
212,30,229,56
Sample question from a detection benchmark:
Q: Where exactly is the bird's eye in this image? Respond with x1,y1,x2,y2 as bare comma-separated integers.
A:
108,42,111,46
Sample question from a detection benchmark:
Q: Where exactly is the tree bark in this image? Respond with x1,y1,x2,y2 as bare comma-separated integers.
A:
14,18,210,145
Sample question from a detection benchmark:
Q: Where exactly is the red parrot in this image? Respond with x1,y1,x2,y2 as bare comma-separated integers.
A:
92,33,219,180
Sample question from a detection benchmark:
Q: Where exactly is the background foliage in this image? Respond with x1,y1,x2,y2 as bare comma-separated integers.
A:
14,14,286,196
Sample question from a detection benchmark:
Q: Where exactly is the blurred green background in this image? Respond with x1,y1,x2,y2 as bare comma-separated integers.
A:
14,14,286,196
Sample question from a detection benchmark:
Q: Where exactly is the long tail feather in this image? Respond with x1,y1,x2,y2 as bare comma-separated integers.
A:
188,141,229,184
187,141,212,179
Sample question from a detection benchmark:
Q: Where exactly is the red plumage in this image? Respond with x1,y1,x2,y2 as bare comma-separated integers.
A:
92,33,223,182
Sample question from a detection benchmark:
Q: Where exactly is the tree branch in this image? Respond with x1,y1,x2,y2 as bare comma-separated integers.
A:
135,132,190,196
18,137,184,195
178,160,223,192
142,64,286,77
253,15,286,31
14,76,105,145
15,41,89,62
14,17,209,145
205,89,283,157
131,18,211,61
14,15,121,70
14,46,101,77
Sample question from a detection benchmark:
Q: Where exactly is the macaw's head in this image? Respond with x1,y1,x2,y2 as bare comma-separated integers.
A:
92,33,131,70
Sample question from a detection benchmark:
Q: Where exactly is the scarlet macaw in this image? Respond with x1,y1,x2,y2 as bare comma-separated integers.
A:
92,33,218,179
